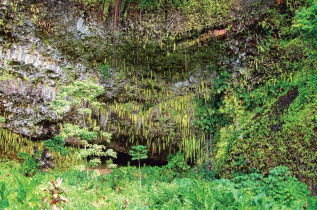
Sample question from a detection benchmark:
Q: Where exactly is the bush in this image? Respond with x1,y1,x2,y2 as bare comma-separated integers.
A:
100,63,111,80
18,152,40,177
233,166,311,206
166,152,190,175
45,136,68,157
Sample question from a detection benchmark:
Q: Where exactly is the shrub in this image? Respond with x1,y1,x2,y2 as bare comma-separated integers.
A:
100,63,111,80
233,166,311,206
18,152,40,177
45,136,68,157
166,152,190,175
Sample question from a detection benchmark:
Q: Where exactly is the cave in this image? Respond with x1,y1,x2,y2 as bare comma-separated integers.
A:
101,151,168,167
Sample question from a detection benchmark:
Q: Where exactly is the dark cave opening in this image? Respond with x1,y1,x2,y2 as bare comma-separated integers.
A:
101,151,168,167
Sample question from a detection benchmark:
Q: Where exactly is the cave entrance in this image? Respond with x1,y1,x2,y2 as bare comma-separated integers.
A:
101,151,168,167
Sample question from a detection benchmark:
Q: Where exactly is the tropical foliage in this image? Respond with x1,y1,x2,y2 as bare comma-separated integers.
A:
193,0,317,191
0,158,316,209
0,0,316,208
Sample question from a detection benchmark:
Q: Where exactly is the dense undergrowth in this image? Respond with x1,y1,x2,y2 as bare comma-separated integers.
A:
0,156,316,209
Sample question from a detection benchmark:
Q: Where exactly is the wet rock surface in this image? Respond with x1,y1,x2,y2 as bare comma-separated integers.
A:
0,0,269,149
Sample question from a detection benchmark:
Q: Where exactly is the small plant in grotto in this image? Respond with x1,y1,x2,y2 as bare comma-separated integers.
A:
61,124,117,180
43,177,68,210
129,145,148,188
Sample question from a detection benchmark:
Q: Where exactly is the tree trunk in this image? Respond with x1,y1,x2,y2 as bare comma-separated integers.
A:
138,159,142,188
113,0,120,43
85,145,89,181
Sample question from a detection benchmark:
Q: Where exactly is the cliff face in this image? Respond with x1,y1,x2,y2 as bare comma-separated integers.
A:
0,0,274,156
1,0,316,195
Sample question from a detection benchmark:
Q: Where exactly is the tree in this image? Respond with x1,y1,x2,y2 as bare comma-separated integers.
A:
60,124,116,180
51,80,104,116
51,80,117,179
113,0,121,43
129,145,148,188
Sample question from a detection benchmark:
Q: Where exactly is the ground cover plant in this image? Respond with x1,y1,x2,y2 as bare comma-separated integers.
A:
0,157,316,209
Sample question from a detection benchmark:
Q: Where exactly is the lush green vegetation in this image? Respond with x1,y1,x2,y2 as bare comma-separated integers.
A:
0,157,316,209
1,0,316,208
193,0,317,190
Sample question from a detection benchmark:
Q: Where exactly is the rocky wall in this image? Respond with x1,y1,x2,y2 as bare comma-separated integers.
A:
0,0,274,158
